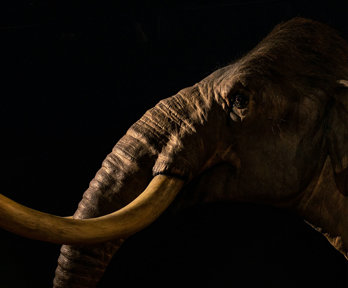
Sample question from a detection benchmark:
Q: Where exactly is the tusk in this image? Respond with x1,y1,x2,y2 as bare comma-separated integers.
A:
0,175,184,244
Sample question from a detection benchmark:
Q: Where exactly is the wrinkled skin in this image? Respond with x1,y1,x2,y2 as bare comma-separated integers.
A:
49,18,348,287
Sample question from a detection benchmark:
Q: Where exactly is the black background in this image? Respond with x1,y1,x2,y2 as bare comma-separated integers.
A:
0,1,347,287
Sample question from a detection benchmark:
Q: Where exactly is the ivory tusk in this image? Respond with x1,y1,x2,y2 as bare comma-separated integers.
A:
0,175,184,244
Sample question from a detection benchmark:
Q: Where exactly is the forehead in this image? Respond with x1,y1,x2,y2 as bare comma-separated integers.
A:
210,64,258,100
212,62,276,109
211,56,331,110
206,18,347,106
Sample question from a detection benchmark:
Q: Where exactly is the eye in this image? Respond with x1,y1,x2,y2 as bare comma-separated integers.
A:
232,94,249,109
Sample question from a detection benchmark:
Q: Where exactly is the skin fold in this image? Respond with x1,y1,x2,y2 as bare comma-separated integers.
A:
0,17,346,287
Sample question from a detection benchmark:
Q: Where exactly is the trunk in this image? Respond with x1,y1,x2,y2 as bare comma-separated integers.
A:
53,115,157,287
53,82,226,287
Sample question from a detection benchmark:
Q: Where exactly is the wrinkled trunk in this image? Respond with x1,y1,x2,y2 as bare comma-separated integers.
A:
53,82,226,287
53,148,153,287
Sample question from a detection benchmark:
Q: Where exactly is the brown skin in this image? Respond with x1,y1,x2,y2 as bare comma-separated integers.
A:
53,18,348,287
335,168,348,197
53,18,348,286
0,17,345,287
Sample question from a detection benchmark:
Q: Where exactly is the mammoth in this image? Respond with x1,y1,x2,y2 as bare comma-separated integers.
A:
0,17,347,287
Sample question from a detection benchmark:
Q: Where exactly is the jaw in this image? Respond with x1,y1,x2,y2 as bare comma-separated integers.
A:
296,157,348,260
176,156,348,261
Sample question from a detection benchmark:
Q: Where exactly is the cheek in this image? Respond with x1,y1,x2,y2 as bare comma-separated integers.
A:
335,167,348,196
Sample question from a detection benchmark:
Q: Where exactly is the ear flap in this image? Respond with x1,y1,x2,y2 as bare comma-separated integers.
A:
327,80,348,174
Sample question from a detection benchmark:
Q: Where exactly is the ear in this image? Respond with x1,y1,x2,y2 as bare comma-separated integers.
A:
327,80,348,175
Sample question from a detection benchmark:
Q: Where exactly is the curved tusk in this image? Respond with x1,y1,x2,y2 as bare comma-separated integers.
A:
0,175,184,244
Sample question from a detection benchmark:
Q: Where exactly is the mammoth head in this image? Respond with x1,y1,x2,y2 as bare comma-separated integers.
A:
0,17,347,286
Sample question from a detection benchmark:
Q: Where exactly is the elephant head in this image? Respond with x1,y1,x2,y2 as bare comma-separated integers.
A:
0,17,347,287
